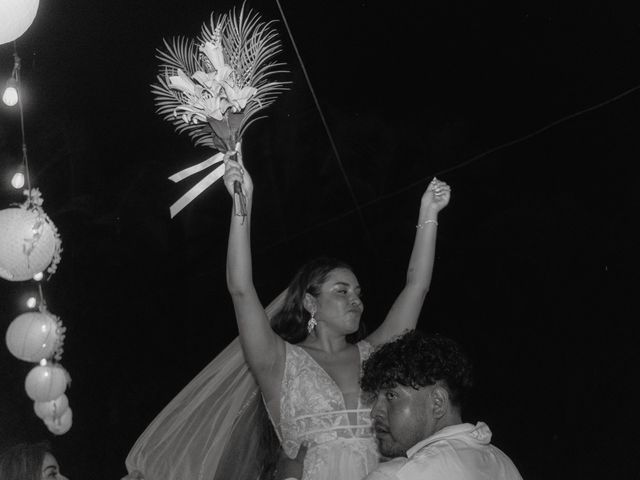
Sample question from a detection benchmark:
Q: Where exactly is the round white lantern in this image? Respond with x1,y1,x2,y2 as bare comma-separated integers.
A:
25,363,68,402
0,207,59,281
6,311,62,362
45,407,72,435
34,393,69,420
0,0,40,45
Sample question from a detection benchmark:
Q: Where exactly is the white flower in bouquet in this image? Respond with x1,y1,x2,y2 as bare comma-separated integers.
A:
168,41,258,122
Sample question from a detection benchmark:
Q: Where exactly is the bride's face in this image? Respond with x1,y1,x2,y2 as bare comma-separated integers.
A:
311,268,364,335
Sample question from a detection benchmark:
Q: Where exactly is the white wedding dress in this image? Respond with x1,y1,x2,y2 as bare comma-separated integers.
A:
125,293,379,480
267,341,379,480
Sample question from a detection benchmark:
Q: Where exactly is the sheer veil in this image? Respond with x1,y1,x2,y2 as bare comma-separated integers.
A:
125,291,286,480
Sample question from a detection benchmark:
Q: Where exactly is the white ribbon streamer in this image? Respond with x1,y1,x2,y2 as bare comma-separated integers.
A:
168,153,224,183
168,153,225,218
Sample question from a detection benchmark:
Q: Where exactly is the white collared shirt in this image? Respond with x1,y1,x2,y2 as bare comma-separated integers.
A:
365,422,523,480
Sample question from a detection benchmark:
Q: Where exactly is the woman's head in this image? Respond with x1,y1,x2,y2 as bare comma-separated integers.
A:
0,442,68,480
271,257,366,344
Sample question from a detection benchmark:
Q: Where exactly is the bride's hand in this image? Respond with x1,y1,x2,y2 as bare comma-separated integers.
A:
223,144,253,199
421,177,451,213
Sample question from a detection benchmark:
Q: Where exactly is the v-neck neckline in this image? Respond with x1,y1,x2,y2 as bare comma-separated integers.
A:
293,342,362,411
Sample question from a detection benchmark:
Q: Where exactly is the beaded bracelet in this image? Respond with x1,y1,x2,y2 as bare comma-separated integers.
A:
416,219,438,229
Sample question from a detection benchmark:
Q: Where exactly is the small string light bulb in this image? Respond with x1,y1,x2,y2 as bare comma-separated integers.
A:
33,272,44,281
11,172,25,189
26,296,37,308
2,80,18,107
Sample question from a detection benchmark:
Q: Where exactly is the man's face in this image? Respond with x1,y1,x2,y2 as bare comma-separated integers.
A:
370,384,435,458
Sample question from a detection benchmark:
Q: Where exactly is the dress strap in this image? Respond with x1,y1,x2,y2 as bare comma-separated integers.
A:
300,424,373,437
290,409,372,422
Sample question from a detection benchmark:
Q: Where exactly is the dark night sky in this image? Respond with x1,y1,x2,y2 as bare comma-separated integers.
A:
1,1,639,478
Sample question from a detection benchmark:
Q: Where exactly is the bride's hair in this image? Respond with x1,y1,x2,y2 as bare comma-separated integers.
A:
271,257,366,344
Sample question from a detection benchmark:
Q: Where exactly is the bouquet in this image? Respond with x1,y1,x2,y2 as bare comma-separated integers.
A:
153,4,288,217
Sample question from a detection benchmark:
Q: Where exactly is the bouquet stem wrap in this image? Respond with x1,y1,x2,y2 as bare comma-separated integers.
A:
208,116,246,218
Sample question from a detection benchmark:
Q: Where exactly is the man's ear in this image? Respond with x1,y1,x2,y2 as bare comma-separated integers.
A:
303,293,316,314
430,384,450,419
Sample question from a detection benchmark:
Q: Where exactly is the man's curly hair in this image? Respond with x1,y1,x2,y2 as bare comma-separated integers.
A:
361,330,474,408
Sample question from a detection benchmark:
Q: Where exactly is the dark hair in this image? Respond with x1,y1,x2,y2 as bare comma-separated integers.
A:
271,257,366,344
257,401,281,480
361,330,474,408
0,442,52,480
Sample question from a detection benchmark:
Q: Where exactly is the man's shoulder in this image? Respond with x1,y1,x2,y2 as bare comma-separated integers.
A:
397,440,522,480
395,448,449,479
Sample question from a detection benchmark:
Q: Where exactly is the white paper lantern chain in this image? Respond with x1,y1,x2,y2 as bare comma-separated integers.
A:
1,38,72,434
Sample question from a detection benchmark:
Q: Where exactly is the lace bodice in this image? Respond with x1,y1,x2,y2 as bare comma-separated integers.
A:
269,340,379,480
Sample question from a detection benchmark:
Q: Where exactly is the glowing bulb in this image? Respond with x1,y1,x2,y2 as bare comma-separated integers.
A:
11,172,25,189
40,359,47,366
26,297,37,308
2,85,18,107
33,272,43,281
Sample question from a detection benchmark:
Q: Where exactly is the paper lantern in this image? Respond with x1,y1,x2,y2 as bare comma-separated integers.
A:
34,393,69,420
6,311,63,362
25,363,69,402
0,0,40,45
0,207,60,281
45,407,72,435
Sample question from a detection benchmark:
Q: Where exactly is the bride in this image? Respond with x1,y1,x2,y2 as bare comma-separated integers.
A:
223,149,450,479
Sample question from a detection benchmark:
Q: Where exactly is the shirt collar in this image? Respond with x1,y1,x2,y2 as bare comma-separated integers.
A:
406,422,492,458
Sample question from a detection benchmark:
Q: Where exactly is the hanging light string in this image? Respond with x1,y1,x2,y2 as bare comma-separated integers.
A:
11,42,47,299
37,283,46,307
13,42,33,198
430,82,640,179
255,80,640,252
273,0,376,251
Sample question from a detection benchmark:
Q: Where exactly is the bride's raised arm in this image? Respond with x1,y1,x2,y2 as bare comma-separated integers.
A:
224,148,285,380
366,178,451,347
